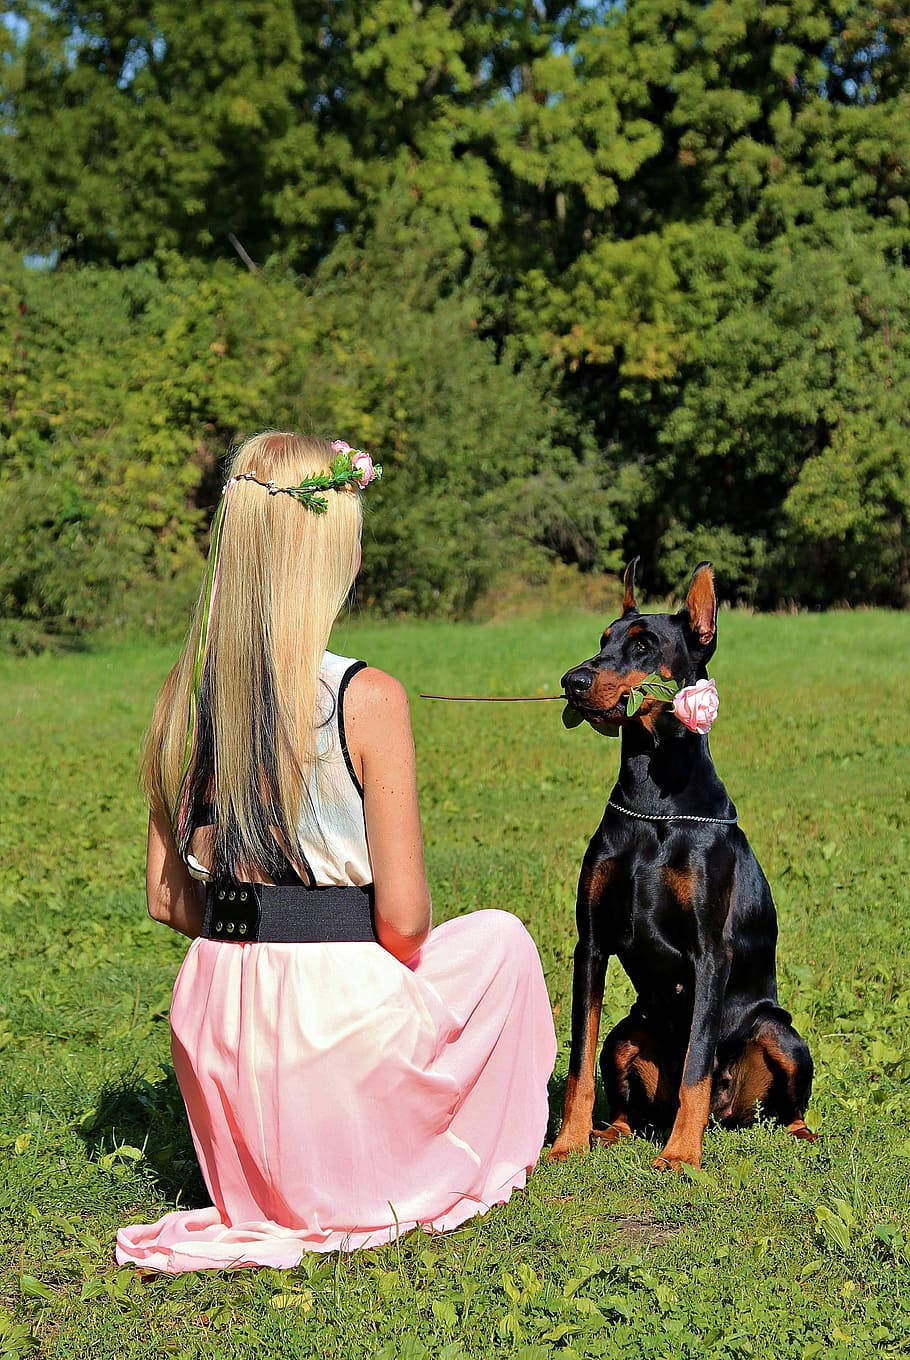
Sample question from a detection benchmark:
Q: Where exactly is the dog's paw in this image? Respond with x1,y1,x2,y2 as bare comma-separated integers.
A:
787,1119,819,1142
652,1148,700,1173
590,1121,631,1148
547,1125,592,1162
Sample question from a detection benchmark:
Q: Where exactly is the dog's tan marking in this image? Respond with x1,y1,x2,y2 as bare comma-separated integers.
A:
550,857,615,1159
722,1043,773,1122
588,668,649,715
636,1053,661,1102
661,866,695,912
612,1033,662,1104
579,857,615,904
685,564,716,644
591,1113,632,1146
622,559,638,615
549,998,604,1161
759,1029,800,1080
787,1118,818,1141
654,1069,712,1170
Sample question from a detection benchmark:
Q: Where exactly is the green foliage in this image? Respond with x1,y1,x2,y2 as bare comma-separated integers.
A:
1,0,909,639
650,223,910,604
1,612,909,1356
1,1,305,264
0,231,598,638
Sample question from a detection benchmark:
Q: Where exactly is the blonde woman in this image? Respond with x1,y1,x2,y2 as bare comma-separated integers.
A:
116,433,557,1272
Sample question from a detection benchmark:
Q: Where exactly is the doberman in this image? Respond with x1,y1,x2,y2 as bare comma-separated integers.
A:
549,559,815,1170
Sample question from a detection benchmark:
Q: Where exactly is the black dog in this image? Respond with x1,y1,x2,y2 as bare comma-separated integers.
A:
549,560,815,1170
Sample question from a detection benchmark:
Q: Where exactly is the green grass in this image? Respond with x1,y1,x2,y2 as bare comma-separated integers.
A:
1,609,909,1359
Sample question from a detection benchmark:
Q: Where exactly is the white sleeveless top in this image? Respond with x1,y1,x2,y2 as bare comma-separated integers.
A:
185,651,371,888
299,652,371,887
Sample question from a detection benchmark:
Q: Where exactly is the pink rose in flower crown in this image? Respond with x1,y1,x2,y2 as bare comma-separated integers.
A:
351,449,378,487
331,440,379,488
672,678,719,735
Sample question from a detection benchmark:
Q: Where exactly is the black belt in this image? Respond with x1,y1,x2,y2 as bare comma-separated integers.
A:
201,881,377,943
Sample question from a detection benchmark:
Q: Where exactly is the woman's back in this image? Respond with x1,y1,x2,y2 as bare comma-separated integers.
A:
184,651,372,890
117,431,556,1272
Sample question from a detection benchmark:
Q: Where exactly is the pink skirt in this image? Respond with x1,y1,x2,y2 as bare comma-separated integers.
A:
116,910,556,1272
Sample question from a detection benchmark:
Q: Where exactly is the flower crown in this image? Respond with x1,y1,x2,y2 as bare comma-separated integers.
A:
224,440,382,514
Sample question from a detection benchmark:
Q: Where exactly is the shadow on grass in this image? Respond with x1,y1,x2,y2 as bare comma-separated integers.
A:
546,1069,568,1144
80,1065,209,1208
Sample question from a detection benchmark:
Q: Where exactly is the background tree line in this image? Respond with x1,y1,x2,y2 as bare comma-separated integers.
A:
1,0,908,647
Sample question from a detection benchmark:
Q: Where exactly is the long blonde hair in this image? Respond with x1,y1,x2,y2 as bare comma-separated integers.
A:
142,432,363,882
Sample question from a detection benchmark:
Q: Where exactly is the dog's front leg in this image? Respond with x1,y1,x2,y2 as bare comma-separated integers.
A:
549,856,612,1161
654,941,731,1171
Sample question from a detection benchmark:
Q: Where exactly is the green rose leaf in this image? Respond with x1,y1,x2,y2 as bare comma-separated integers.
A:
626,672,679,714
641,681,678,700
562,703,584,729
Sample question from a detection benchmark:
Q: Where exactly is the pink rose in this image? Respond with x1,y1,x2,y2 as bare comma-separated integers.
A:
331,440,353,456
672,678,719,734
351,449,377,486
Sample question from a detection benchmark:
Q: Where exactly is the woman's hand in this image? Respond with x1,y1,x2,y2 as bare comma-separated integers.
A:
345,668,432,962
146,806,206,939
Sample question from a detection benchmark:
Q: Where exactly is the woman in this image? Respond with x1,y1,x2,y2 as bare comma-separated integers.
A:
116,432,557,1272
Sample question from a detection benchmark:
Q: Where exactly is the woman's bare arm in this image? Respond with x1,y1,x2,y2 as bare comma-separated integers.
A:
344,667,432,962
146,806,206,939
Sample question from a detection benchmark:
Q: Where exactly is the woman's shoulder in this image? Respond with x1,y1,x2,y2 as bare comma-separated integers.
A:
322,652,404,697
343,666,411,751
345,665,409,714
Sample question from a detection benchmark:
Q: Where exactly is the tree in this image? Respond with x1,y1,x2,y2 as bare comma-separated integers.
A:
1,0,908,633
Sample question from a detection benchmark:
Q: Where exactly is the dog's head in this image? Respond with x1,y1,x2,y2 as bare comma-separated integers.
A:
561,558,717,736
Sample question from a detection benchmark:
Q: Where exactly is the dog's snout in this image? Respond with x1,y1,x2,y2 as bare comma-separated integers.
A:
562,667,594,697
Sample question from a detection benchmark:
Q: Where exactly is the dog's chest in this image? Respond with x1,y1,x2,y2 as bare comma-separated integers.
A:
608,866,698,1000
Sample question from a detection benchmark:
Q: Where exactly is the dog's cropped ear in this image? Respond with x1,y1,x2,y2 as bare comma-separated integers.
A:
621,556,640,616
680,562,717,648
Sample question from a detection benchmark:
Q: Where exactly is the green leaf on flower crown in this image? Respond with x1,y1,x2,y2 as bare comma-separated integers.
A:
626,688,644,716
290,487,330,512
330,449,354,477
562,703,584,729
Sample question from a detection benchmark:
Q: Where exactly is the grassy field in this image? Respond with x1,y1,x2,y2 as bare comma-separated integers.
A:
1,609,909,1359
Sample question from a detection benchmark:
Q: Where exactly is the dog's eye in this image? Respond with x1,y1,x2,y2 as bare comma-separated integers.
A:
631,637,650,654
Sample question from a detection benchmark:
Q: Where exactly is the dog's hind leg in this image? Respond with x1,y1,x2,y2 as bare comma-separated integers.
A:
765,1020,815,1139
715,1014,816,1139
594,1014,677,1147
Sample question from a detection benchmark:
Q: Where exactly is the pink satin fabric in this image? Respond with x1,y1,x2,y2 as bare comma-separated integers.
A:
116,910,556,1271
